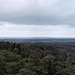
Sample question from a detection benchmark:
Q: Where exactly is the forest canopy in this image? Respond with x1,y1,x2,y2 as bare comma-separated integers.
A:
0,41,75,75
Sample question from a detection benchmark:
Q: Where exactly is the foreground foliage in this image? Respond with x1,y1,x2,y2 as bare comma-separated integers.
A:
0,41,75,75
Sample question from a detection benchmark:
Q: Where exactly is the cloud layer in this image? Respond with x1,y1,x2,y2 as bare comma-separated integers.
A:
0,0,75,25
0,0,75,38
0,23,74,38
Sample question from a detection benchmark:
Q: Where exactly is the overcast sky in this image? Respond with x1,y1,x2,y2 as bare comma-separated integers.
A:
0,0,75,38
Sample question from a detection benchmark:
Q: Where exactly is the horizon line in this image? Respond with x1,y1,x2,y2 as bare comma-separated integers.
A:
0,37,75,39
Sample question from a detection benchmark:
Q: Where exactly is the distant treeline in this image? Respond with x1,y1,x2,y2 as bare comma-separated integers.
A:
0,41,75,75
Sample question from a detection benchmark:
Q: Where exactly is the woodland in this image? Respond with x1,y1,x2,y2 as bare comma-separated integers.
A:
0,41,75,75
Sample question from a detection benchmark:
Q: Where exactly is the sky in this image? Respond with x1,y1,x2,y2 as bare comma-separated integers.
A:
0,0,75,38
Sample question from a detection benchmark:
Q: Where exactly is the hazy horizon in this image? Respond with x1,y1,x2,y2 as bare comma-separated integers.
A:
0,37,75,39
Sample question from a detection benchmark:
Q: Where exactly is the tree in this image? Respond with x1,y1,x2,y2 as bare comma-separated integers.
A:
42,54,55,75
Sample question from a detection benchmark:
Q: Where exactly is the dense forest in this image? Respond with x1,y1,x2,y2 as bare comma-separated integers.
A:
0,41,75,75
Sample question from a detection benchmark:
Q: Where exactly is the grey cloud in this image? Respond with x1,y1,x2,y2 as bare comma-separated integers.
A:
0,0,75,25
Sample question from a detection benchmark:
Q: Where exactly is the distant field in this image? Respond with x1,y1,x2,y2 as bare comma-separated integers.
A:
0,38,75,43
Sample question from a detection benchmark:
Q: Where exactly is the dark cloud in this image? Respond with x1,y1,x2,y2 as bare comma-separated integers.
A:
0,0,75,26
